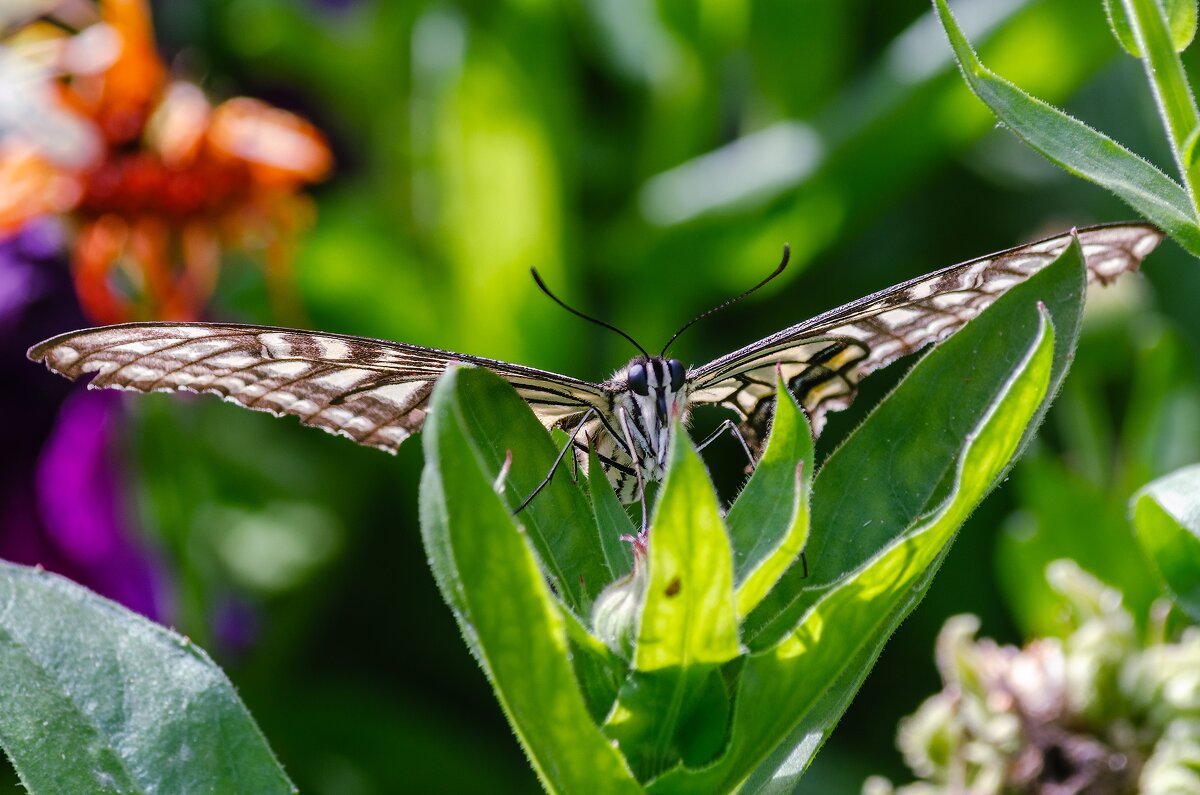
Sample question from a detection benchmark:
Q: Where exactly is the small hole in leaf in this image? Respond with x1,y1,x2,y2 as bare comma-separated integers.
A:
665,577,681,597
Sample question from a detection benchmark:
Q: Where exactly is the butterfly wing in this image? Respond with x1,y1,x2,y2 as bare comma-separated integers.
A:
28,322,607,452
687,223,1163,444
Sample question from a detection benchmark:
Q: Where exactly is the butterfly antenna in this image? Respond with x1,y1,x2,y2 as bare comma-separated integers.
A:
531,268,650,359
660,244,790,356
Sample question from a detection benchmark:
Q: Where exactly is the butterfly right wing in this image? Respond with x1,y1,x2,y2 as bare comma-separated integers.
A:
28,322,608,452
687,223,1164,444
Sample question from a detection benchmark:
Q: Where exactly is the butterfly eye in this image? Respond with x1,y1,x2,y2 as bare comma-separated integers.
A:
667,359,686,392
628,363,649,395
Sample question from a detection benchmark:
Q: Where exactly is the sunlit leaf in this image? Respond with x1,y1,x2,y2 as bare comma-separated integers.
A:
603,428,740,779
1114,0,1200,156
727,373,813,619
645,303,1055,794
744,233,1089,649
448,367,611,613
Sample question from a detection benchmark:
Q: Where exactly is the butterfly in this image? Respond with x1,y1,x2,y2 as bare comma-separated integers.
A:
28,223,1162,509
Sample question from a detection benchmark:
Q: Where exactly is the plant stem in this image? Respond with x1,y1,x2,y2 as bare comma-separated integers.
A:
1122,0,1200,215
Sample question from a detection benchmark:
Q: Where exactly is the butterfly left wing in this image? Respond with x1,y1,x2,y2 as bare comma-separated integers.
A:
28,322,607,452
687,223,1163,445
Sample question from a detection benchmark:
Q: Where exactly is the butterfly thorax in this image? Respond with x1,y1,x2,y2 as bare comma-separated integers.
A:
593,356,690,501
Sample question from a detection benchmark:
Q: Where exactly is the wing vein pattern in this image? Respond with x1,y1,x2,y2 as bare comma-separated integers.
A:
28,324,604,453
688,223,1163,442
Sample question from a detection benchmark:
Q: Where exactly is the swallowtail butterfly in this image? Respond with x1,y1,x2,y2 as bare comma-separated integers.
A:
28,224,1162,505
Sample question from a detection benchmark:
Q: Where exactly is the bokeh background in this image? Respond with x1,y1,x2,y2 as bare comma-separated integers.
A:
5,0,1200,792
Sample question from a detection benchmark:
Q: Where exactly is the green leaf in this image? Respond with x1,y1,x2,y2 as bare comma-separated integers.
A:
646,303,1056,795
557,601,628,725
1105,0,1198,55
447,366,612,613
728,373,813,619
635,425,741,672
603,427,740,779
589,446,636,581
934,0,1200,255
419,366,644,794
744,234,1090,648
1131,463,1200,620
735,466,808,621
0,561,294,795
1185,125,1200,192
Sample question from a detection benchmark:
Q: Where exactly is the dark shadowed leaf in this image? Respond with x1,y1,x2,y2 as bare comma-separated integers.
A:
0,561,294,795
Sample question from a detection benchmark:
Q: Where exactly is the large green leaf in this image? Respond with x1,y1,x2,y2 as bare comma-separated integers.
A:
1131,463,1200,621
0,561,293,794
447,366,612,613
419,366,643,794
935,0,1200,255
603,427,740,779
744,235,1089,648
633,426,740,674
646,304,1056,794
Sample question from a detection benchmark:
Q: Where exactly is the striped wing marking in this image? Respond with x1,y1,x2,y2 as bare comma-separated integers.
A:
28,322,605,452
687,223,1164,441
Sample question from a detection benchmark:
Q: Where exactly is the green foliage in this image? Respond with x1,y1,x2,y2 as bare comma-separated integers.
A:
1132,464,1200,620
931,0,1200,252
417,240,1080,791
996,299,1200,638
0,562,293,794
742,228,1090,652
1105,0,1199,55
727,371,814,620
936,0,1200,252
418,370,642,793
997,455,1163,637
28,2,1198,791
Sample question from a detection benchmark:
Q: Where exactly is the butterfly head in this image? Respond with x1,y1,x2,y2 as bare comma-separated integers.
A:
621,356,689,469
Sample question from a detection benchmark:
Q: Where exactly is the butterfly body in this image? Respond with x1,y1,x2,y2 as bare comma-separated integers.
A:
29,223,1164,506
582,357,692,501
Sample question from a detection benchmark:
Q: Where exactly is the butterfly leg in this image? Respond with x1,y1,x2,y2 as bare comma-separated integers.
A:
513,408,599,515
569,432,589,482
696,419,756,471
616,406,649,534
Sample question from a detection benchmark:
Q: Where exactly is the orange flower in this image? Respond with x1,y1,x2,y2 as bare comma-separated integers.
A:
0,0,331,323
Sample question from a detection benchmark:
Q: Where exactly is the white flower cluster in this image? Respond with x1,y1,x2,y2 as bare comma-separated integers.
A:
864,560,1200,795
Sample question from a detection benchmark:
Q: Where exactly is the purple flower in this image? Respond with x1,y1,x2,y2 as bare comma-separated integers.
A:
33,390,167,619
2,219,168,621
0,218,59,331
213,595,260,658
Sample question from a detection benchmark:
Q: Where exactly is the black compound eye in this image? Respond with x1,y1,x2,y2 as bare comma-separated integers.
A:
628,363,649,395
667,359,686,392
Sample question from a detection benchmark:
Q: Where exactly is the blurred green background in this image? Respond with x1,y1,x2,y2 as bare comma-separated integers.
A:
11,0,1200,791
